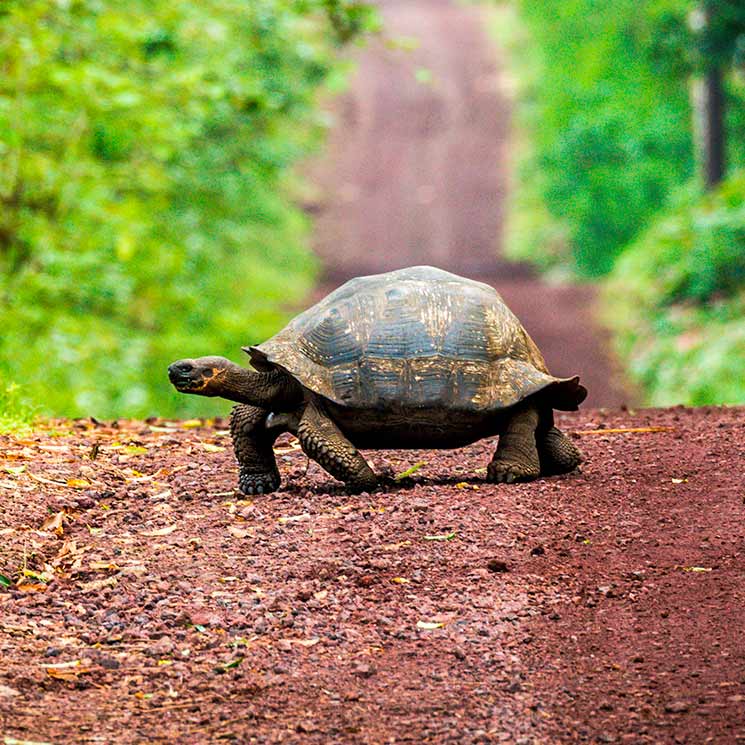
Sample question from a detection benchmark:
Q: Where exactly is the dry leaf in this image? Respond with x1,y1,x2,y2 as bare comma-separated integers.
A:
15,583,47,593
379,540,412,552
227,525,253,539
80,576,118,593
416,621,444,630
575,426,673,435
42,659,93,681
278,513,311,524
3,465,26,476
202,443,225,453
273,439,302,455
140,524,178,537
41,511,65,535
67,478,91,489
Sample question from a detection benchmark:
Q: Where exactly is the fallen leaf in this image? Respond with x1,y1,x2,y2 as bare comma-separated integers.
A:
683,566,712,573
391,577,410,584
140,524,178,537
42,659,93,681
3,465,26,476
216,657,244,672
0,574,11,588
379,540,412,552
202,443,225,453
123,445,148,455
575,426,673,435
181,419,204,429
227,525,253,539
80,576,118,593
15,583,47,593
273,439,302,454
41,511,65,535
423,532,457,542
417,621,444,630
671,478,688,484
66,478,91,489
394,461,427,481
278,513,311,524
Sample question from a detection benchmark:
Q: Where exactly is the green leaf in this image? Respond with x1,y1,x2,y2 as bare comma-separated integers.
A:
394,461,427,481
0,574,12,588
423,532,456,542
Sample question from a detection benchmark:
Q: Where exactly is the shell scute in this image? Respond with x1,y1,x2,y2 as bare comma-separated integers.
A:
255,266,586,412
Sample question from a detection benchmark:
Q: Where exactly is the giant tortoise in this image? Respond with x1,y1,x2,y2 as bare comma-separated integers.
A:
168,266,587,494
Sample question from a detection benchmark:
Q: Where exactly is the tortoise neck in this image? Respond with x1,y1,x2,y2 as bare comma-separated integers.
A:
217,363,303,410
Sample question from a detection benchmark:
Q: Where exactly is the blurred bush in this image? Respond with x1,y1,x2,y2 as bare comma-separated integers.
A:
502,0,745,277
0,0,376,420
604,172,745,405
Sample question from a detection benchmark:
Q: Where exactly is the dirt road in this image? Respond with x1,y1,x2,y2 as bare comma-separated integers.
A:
1,408,744,743
310,0,628,407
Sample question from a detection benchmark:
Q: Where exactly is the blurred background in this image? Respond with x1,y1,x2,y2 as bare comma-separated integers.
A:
1,0,744,426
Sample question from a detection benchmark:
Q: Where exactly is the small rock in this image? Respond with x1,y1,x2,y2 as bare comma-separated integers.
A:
452,647,466,661
352,663,376,678
253,617,268,635
98,656,120,670
0,684,20,698
664,701,689,714
148,636,174,657
530,545,546,556
412,500,431,512
487,559,509,573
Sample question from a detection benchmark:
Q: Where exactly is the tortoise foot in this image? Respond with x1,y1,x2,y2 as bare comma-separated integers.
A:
239,468,280,496
345,472,378,495
487,458,540,484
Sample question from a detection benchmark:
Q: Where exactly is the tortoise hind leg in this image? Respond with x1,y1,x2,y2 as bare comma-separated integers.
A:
487,403,541,483
230,404,282,495
537,414,583,475
297,398,377,494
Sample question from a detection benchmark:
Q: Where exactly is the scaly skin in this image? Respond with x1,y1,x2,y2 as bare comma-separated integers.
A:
230,404,282,495
296,398,377,493
537,426,582,475
487,404,541,483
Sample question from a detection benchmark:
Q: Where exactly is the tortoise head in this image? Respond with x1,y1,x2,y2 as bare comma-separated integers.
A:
168,356,234,397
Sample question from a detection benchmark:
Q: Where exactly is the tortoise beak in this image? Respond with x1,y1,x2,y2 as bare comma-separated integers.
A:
168,360,198,390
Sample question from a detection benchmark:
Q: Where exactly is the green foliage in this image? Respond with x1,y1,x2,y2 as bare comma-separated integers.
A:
0,382,38,433
0,0,375,418
604,172,745,405
500,0,745,277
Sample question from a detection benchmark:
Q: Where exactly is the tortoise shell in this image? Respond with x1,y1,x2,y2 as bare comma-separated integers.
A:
248,266,586,413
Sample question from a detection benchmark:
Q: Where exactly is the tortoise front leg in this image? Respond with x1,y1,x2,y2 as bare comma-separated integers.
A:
487,402,541,483
296,398,377,493
230,404,282,495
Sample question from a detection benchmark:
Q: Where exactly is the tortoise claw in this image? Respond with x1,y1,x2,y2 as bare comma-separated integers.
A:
239,469,280,496
486,460,540,484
